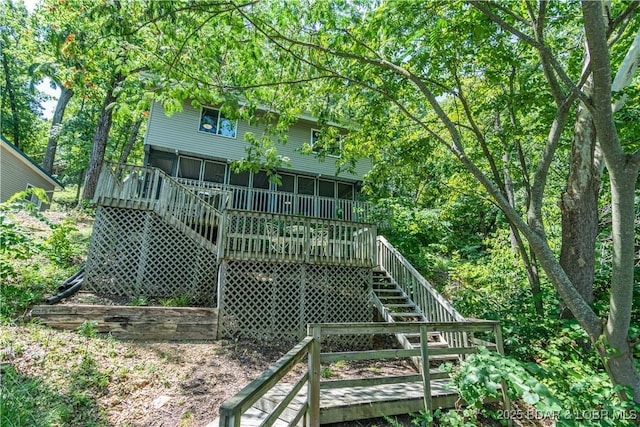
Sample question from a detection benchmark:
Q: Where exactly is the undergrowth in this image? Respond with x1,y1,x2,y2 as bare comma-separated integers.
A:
0,188,91,323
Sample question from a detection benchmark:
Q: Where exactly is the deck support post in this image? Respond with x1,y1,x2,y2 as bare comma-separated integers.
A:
308,325,322,426
419,324,433,426
134,212,153,298
494,323,513,427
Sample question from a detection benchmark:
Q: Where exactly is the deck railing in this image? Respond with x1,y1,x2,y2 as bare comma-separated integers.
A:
377,236,466,346
218,321,510,427
176,177,374,223
95,163,224,249
218,336,314,427
95,162,163,210
220,209,377,267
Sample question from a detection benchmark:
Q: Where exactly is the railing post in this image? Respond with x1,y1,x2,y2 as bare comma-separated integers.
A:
494,323,513,427
307,326,321,426
419,324,433,426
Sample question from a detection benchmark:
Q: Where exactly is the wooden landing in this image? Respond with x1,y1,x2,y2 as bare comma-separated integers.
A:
30,304,218,341
210,378,457,426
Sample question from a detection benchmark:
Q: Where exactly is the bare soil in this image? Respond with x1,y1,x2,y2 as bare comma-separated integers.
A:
2,323,425,426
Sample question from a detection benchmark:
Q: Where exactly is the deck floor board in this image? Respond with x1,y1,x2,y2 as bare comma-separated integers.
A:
210,378,457,426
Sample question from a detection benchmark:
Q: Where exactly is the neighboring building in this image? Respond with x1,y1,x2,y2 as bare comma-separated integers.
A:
1,135,63,209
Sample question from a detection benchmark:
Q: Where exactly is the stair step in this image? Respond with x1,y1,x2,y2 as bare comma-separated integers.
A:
389,313,424,319
383,304,415,308
410,342,450,349
377,296,411,301
404,332,444,339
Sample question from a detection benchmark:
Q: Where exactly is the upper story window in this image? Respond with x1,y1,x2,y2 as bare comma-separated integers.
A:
199,107,237,138
311,129,342,158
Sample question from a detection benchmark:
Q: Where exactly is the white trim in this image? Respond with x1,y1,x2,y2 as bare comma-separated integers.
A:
310,128,342,158
198,106,238,139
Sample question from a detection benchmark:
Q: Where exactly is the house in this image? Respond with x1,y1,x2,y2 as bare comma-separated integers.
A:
1,135,63,209
84,100,461,343
143,101,372,221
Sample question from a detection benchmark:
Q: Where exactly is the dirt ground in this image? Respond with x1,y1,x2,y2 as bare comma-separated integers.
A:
3,322,426,426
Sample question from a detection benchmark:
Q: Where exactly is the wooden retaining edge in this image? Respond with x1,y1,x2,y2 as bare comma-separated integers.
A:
29,304,218,341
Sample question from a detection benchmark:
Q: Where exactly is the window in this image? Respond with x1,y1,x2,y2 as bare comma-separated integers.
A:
148,150,176,175
229,169,250,186
277,174,295,193
318,180,335,198
252,170,270,190
310,129,342,157
199,107,237,138
24,184,46,210
297,176,315,195
177,156,202,180
337,182,354,200
203,161,226,183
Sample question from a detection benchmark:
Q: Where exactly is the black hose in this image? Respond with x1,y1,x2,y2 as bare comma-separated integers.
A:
45,266,85,304
58,266,85,291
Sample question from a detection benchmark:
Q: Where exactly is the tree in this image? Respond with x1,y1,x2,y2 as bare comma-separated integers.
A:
0,0,46,151
181,0,639,400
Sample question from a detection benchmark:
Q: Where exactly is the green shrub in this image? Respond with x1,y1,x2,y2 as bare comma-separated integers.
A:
44,219,77,267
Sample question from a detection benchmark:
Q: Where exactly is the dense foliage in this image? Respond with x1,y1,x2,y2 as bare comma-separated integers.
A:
2,0,639,423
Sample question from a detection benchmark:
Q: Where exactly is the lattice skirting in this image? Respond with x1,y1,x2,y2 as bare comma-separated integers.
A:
218,260,373,341
85,206,218,305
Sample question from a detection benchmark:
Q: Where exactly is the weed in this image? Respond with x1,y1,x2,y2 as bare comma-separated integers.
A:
44,219,77,267
321,366,333,378
160,294,191,307
129,296,148,306
78,320,98,338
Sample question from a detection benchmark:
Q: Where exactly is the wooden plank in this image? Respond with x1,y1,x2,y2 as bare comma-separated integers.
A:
318,379,453,424
308,321,499,336
320,348,418,363
219,337,313,418
240,378,460,426
320,374,423,389
30,304,218,341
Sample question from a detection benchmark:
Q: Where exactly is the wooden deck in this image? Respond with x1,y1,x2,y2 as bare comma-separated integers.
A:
217,322,510,427
211,377,459,426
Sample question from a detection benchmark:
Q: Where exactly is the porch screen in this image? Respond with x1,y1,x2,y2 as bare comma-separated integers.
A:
297,176,315,216
203,161,226,183
276,174,295,215
178,157,201,180
229,170,250,209
252,170,270,212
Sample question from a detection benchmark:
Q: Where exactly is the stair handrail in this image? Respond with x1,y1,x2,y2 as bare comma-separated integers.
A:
376,236,465,323
95,162,225,251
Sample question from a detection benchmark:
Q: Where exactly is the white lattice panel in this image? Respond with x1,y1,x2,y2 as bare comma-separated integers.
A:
85,206,218,305
218,260,372,340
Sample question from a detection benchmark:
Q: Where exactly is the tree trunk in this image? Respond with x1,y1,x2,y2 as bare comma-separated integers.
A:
602,165,640,402
42,86,74,173
504,154,544,316
118,118,143,164
582,0,640,402
559,99,599,312
1,46,21,150
74,168,84,207
81,86,117,201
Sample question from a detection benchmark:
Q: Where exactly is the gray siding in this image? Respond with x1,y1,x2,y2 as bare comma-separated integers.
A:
144,101,371,181
1,145,55,204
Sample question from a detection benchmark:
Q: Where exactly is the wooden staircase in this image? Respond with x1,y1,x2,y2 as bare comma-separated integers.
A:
372,269,424,322
95,163,223,255
372,270,452,370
